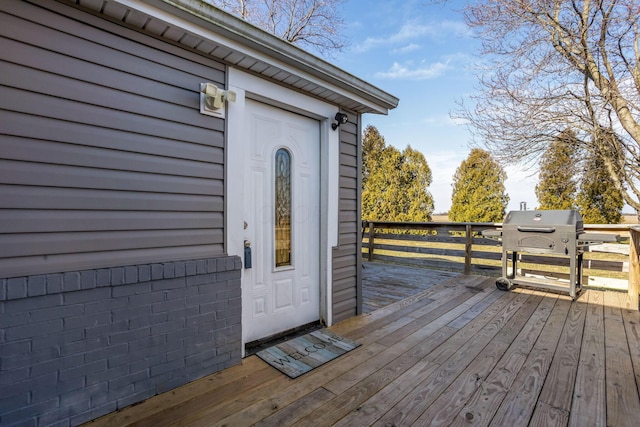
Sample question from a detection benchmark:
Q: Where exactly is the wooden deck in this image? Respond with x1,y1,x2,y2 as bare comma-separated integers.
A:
87,262,640,427
362,263,458,313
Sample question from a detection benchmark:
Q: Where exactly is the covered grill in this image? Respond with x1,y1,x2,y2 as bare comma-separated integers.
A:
483,210,618,299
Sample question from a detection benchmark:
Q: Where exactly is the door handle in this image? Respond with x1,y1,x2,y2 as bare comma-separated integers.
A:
244,240,252,269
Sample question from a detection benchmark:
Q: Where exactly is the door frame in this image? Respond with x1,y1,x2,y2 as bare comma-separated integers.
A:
226,68,341,353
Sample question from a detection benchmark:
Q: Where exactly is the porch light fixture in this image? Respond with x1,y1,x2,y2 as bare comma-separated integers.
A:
331,112,349,130
200,82,236,118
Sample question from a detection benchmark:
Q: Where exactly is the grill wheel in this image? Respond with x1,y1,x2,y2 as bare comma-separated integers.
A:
496,277,513,292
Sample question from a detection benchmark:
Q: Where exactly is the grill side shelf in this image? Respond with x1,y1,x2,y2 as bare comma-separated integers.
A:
577,232,619,244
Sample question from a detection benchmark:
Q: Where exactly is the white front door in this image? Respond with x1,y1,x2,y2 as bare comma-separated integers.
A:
242,99,321,343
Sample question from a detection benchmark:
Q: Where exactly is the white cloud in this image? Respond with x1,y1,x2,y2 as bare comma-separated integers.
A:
422,114,468,127
354,22,431,52
375,60,450,80
392,22,439,41
440,20,473,37
353,20,470,53
392,43,421,54
375,53,474,80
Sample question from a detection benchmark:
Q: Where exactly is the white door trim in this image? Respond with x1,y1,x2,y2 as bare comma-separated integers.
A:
226,68,340,353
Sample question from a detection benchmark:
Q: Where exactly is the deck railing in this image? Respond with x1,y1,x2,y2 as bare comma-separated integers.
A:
628,226,640,310
362,220,638,310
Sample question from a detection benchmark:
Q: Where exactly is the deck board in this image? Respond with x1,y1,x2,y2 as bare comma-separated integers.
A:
569,290,606,427
621,295,640,398
489,295,570,427
603,292,640,427
415,292,548,426
86,262,640,427
446,291,548,427
535,289,588,417
361,263,458,313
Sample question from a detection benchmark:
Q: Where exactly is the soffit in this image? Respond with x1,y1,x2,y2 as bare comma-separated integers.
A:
67,0,399,114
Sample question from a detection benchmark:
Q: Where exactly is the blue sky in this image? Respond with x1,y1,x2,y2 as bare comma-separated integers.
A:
333,0,538,213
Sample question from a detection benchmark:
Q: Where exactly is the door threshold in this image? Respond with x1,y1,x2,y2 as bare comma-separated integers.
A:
244,321,323,357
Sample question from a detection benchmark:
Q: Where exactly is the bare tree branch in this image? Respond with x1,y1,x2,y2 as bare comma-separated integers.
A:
454,0,640,214
205,0,349,56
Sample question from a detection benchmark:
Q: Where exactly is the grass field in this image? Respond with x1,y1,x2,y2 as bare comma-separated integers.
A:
431,213,638,224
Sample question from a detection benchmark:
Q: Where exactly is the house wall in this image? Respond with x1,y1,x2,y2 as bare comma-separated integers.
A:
0,1,242,426
0,257,241,426
0,0,365,424
332,112,363,322
0,0,227,279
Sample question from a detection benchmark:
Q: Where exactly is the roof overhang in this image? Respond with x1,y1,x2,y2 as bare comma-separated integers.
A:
66,0,399,114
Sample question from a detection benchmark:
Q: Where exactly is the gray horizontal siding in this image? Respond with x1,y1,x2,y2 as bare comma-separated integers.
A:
1,135,223,179
1,229,222,257
0,159,224,195
2,1,225,84
332,112,362,323
0,0,228,278
1,85,221,143
0,185,223,211
0,210,222,233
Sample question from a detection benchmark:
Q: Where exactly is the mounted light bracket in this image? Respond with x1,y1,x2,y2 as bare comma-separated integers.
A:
200,83,236,118
331,112,349,130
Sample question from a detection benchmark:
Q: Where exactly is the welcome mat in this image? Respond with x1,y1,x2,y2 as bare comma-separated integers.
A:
256,329,361,379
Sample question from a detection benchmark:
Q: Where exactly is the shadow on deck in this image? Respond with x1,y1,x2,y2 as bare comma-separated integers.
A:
86,262,640,427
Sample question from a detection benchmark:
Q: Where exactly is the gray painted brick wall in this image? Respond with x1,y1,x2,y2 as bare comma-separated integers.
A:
0,256,242,427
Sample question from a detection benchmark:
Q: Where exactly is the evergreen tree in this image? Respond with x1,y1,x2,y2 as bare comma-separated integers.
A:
577,139,624,224
362,146,401,221
362,126,433,221
449,148,509,222
535,131,579,210
362,125,386,190
395,146,434,222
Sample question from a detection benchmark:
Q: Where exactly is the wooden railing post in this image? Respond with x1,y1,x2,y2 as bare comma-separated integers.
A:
368,222,375,261
464,224,472,275
629,226,640,311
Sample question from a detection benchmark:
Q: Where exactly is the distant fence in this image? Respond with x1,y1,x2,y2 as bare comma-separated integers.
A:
362,220,634,306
